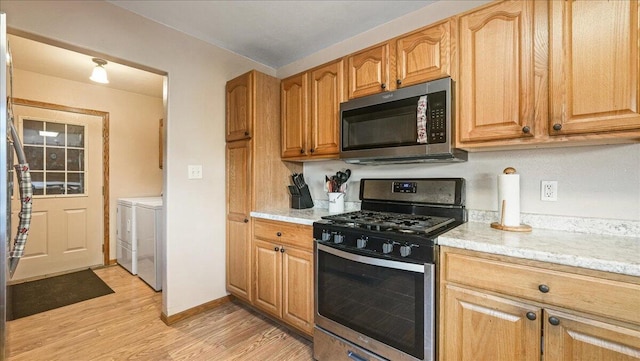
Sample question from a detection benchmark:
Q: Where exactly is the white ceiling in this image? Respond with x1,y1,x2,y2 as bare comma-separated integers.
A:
9,1,437,98
108,0,437,68
9,34,165,98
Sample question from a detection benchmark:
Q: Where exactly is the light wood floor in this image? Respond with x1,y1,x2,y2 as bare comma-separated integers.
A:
6,265,313,360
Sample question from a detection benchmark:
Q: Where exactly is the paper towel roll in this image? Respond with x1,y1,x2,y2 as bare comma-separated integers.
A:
498,171,521,227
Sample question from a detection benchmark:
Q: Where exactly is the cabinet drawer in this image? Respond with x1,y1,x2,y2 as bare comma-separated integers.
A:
253,219,313,251
443,251,640,325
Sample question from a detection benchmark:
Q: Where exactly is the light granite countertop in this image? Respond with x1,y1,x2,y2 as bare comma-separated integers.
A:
251,208,640,277
251,208,334,226
438,222,640,277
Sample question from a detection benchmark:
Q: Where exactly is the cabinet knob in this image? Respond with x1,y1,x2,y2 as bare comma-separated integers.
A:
300,149,305,154
244,131,250,136
526,312,537,321
548,316,560,326
243,218,249,223
276,232,282,237
553,123,562,131
280,247,285,253
381,83,386,89
310,148,315,153
396,79,402,85
522,126,531,134
538,284,550,293
274,246,279,252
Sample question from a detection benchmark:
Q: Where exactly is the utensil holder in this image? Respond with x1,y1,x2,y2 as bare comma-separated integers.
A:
328,192,345,213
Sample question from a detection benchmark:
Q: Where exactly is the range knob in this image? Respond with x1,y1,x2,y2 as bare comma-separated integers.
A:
334,233,345,244
382,242,394,254
400,245,412,257
356,237,368,249
321,230,332,241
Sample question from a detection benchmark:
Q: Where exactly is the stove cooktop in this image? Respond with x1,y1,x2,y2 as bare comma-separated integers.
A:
321,210,455,235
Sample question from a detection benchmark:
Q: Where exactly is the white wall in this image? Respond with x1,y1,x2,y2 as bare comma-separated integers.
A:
0,0,274,316
277,0,640,223
305,145,640,222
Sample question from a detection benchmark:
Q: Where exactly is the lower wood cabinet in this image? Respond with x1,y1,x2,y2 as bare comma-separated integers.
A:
253,219,314,336
439,247,640,361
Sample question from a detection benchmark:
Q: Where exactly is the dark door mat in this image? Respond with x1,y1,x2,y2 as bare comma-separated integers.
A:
6,268,115,321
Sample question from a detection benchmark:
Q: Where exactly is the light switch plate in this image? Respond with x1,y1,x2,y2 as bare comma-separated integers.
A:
188,165,203,179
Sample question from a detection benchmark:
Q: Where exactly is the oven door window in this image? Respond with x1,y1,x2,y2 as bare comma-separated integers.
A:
317,247,425,359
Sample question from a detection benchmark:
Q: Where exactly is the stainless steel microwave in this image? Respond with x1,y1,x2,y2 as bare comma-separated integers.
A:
339,77,467,164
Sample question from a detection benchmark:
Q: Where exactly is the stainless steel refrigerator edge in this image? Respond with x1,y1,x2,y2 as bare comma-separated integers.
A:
1,12,9,361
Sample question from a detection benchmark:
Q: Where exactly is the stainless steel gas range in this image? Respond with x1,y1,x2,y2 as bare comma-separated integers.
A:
313,178,466,361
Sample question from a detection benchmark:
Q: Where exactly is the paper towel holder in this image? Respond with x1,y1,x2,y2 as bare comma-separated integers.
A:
490,167,532,232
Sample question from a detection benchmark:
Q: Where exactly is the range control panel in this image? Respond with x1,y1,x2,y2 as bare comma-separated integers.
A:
393,181,417,193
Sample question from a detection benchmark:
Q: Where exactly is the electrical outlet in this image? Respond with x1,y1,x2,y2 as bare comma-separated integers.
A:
188,165,203,179
541,181,558,201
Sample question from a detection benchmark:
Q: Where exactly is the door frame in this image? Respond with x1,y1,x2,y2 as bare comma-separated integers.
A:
12,97,110,266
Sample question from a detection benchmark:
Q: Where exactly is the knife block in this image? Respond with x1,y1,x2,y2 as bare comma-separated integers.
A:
291,186,314,209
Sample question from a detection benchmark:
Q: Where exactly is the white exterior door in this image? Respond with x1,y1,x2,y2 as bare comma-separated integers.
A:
10,104,103,280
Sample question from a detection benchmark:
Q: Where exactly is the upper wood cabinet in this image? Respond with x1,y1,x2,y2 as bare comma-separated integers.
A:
457,0,538,144
346,19,456,99
549,0,640,136
346,43,390,99
281,73,308,158
281,59,343,160
309,60,343,157
225,71,253,141
395,18,455,88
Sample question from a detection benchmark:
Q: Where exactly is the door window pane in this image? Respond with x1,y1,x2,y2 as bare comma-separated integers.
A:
67,173,84,194
23,120,44,145
21,119,87,196
30,171,44,196
45,123,65,146
67,149,84,171
24,146,44,170
45,172,65,195
46,148,66,171
67,125,84,147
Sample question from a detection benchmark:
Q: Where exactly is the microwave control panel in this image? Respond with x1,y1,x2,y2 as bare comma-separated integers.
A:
427,91,446,144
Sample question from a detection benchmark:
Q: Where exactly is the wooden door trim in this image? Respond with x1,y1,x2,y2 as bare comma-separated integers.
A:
11,97,110,266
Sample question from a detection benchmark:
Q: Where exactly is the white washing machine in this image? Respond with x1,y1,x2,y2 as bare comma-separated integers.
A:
116,197,161,276
135,198,163,291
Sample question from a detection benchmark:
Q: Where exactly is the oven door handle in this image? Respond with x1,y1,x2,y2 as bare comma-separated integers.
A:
317,243,425,273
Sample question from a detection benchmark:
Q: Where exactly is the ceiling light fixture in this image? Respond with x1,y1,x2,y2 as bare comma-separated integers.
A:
90,58,109,84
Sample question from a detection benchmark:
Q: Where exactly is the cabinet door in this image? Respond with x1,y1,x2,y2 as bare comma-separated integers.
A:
549,0,640,135
309,59,343,157
396,19,454,88
226,71,253,142
544,309,640,361
225,140,252,301
347,43,390,99
441,284,541,361
281,245,314,335
458,1,537,143
253,239,282,318
281,73,308,158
